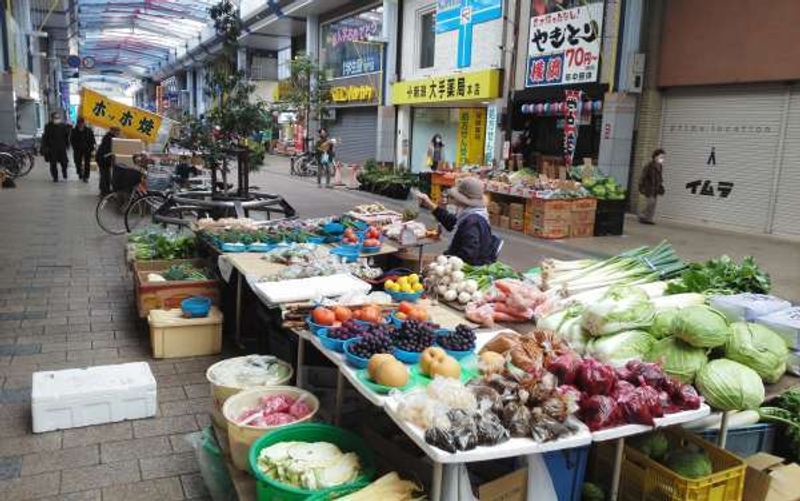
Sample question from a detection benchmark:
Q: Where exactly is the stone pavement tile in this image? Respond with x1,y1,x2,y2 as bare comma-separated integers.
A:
133,415,198,438
169,434,195,454
155,371,208,388
0,455,22,480
183,384,210,399
139,451,199,480
62,422,133,448
160,398,213,417
40,341,92,353
39,489,103,501
0,416,31,438
172,357,221,374
0,402,30,421
195,413,211,429
158,386,187,403
21,445,99,476
0,387,31,403
91,338,142,349
0,343,41,356
66,331,115,343
117,345,150,359
10,352,66,366
101,477,184,501
15,333,67,345
66,348,119,363
100,436,172,463
0,470,60,499
60,460,141,494
2,374,32,389
0,431,62,457
181,473,210,499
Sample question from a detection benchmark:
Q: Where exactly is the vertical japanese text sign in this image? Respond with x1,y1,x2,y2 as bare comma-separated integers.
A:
563,90,582,168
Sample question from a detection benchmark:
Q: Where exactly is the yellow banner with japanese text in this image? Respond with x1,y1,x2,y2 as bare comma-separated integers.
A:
456,108,486,166
80,88,164,143
391,69,501,105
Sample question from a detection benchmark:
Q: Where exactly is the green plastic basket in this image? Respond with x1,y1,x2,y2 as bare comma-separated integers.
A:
248,423,376,501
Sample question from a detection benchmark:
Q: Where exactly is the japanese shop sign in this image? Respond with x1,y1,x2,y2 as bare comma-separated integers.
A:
330,84,377,104
685,180,734,198
436,0,503,68
563,90,582,167
391,69,500,105
321,7,383,79
456,108,486,166
484,105,497,165
80,88,164,143
525,3,604,87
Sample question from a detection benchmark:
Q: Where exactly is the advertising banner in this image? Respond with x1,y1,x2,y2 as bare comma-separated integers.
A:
525,3,604,87
436,0,503,69
456,108,486,166
80,88,164,143
391,69,500,105
563,90,582,168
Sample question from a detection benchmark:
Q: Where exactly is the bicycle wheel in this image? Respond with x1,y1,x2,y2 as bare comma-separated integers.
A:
15,152,34,177
0,153,19,178
125,192,167,233
95,192,129,235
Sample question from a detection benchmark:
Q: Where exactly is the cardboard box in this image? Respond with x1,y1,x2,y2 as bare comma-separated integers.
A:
489,213,500,227
510,218,524,232
488,201,501,215
112,138,145,156
744,453,800,501
478,468,526,501
499,216,510,229
509,203,525,218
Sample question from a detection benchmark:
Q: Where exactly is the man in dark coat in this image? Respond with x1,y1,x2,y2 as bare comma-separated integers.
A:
416,177,500,266
41,112,71,182
638,148,666,224
95,127,120,196
70,117,96,182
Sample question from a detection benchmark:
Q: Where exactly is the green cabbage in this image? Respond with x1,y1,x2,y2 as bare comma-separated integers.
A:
673,305,731,348
663,448,713,479
581,285,656,337
647,336,708,383
695,359,765,411
540,304,590,353
587,330,655,367
631,432,669,461
650,309,679,339
725,322,788,384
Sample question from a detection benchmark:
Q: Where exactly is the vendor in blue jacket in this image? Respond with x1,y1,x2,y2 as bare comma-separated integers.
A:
416,177,500,266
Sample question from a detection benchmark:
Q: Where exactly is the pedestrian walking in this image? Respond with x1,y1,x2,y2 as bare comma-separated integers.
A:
70,117,96,182
41,112,71,182
426,133,444,171
316,127,334,187
96,127,120,196
639,148,666,224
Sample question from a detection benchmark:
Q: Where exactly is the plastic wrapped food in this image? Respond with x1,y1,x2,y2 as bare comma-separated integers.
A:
579,395,622,431
502,401,533,437
208,355,292,389
617,385,663,426
576,358,617,396
546,352,582,385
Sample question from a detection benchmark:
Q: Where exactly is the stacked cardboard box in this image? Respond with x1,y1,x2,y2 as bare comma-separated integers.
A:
509,203,525,232
570,198,597,238
526,199,571,239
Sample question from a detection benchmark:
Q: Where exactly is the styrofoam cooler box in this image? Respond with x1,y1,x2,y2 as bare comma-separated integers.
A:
757,306,800,349
32,362,157,433
710,293,791,322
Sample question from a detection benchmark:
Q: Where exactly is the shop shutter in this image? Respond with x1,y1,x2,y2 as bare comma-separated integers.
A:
326,108,378,164
770,84,800,236
658,85,784,232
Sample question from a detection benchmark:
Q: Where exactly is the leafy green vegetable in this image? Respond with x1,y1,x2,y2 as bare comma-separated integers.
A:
161,263,209,281
581,285,655,336
631,432,670,461
759,392,800,462
666,255,771,296
650,309,679,339
725,322,788,383
663,448,713,479
696,359,765,411
673,305,730,348
647,336,707,383
587,330,655,367
463,262,520,291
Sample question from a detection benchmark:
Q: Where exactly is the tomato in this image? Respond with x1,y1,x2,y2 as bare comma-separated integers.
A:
312,307,336,326
360,309,381,324
344,228,355,238
398,301,415,315
333,306,352,322
364,238,380,248
367,227,381,239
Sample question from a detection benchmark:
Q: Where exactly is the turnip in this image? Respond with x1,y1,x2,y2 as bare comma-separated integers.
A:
458,292,472,304
444,290,458,302
451,271,465,283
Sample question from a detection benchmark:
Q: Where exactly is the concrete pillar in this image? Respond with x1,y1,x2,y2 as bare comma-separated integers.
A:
377,0,399,164
237,47,248,75
598,93,638,184
395,105,411,170
305,15,319,134
187,68,195,117
0,74,17,143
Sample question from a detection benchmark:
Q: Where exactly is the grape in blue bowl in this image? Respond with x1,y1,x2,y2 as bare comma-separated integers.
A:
435,325,477,360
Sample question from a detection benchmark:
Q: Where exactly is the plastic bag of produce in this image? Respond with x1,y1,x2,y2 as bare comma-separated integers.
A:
695,359,765,411
587,330,655,368
673,305,731,348
756,307,800,349
576,358,617,396
711,293,791,322
725,322,788,383
646,336,708,384
581,285,655,337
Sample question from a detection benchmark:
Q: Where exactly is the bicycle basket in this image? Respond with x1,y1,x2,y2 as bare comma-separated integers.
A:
111,164,143,192
146,171,172,191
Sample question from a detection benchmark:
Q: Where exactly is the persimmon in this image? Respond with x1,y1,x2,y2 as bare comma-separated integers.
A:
333,306,352,322
312,307,336,326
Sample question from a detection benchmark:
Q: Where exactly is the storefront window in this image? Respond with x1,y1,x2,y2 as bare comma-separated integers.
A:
320,6,384,80
419,11,435,69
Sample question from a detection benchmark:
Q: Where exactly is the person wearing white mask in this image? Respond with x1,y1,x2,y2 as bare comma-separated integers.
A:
638,148,666,224
41,112,71,182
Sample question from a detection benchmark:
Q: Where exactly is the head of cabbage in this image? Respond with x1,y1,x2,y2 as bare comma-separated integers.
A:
539,304,589,354
646,336,708,383
650,309,679,340
725,322,788,384
586,330,655,367
695,359,765,411
581,285,656,337
673,305,730,348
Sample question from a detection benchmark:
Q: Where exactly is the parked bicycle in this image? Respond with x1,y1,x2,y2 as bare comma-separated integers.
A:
0,138,37,178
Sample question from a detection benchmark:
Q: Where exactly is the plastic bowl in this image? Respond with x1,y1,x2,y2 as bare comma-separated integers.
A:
343,337,370,369
393,347,422,364
249,423,375,501
389,312,405,327
435,331,475,360
351,220,369,231
247,242,273,253
317,328,348,353
181,296,211,318
387,290,424,303
305,316,335,336
330,246,360,263
221,242,247,253
322,222,345,235
306,235,326,244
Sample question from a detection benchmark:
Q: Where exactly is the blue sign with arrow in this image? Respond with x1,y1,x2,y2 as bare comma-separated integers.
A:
436,0,503,69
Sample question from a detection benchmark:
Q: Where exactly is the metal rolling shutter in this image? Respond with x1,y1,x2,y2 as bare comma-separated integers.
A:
771,84,800,236
327,108,378,164
659,85,784,232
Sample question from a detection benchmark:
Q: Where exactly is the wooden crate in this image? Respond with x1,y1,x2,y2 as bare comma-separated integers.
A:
570,222,595,238
526,218,570,239
133,259,219,319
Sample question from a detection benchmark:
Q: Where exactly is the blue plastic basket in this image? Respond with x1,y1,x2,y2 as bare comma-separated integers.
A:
393,347,422,364
317,328,348,353
247,242,273,253
221,242,247,253
330,246,360,263
306,235,326,244
322,222,345,235
305,316,331,336
343,338,369,369
386,290,423,303
351,220,369,231
181,296,211,318
696,423,776,458
435,331,475,359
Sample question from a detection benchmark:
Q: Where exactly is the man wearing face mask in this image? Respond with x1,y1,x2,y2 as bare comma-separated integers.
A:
638,148,666,224
41,112,71,182
70,117,96,182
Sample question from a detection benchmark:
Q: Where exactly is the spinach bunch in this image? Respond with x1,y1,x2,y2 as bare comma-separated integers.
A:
666,255,771,296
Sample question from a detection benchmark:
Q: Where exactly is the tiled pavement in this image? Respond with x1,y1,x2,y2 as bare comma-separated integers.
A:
0,162,218,500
